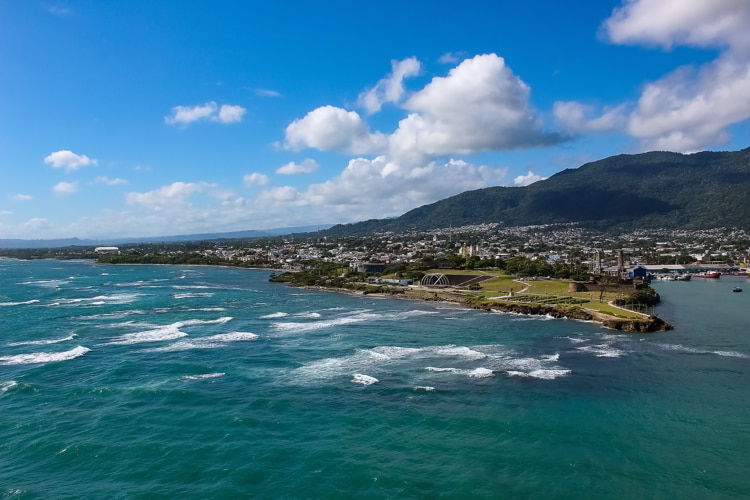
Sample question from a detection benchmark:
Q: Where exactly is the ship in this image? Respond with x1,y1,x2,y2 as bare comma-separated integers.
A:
693,271,721,279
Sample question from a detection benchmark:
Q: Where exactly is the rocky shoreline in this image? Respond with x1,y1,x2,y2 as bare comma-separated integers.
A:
288,284,673,333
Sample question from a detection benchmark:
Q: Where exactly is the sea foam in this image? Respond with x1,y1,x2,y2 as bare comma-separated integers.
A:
183,373,225,380
0,299,40,306
7,334,77,346
352,374,378,386
0,346,90,366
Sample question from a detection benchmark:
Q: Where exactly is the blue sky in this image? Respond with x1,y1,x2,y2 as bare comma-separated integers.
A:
1,0,749,239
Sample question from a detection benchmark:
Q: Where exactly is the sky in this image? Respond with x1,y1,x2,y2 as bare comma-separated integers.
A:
2,0,750,239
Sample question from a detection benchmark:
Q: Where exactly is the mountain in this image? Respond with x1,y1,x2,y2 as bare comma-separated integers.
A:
325,147,750,235
0,224,332,249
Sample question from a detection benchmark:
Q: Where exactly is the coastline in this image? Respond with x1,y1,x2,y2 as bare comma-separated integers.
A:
80,259,672,332
286,283,673,333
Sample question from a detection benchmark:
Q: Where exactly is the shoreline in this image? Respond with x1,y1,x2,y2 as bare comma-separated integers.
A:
288,283,673,333
58,259,672,332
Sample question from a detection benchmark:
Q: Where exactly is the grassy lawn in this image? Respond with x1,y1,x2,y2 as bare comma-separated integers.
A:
417,270,647,319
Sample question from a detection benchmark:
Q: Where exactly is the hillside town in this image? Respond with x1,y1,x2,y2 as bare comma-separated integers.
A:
68,223,750,276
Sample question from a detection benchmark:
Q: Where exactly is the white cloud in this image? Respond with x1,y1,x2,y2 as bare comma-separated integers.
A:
243,173,270,186
284,105,386,154
44,150,97,172
165,102,246,126
603,0,750,151
0,210,12,216
602,0,750,53
357,57,422,114
216,104,247,124
21,217,50,232
256,88,282,97
438,52,460,64
389,54,562,165
514,170,547,186
11,194,32,201
53,181,78,194
553,101,626,134
268,156,509,222
276,158,319,175
47,6,73,17
95,176,127,186
126,181,226,211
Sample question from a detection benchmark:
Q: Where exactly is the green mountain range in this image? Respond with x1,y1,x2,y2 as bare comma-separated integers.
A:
326,147,750,235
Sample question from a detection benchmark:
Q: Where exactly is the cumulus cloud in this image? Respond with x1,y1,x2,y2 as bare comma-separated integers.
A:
44,150,97,172
284,105,387,154
243,173,270,186
126,182,227,211
95,176,127,186
261,156,509,222
357,57,422,114
603,0,750,151
389,54,562,165
276,158,319,175
553,101,626,134
514,170,547,186
11,194,32,201
602,0,750,52
216,104,247,124
165,102,247,126
53,181,78,194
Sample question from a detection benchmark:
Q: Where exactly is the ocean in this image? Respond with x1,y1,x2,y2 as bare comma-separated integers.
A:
1,259,748,498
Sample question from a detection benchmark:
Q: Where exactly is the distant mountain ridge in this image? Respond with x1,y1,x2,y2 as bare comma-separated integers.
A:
325,147,750,235
0,225,333,249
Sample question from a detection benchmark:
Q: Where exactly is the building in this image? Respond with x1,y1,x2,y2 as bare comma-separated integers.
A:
94,246,119,254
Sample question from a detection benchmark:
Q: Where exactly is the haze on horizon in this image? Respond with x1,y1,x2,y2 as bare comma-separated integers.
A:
2,0,750,240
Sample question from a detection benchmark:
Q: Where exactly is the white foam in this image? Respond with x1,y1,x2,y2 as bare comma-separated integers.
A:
540,353,560,362
186,307,226,312
468,367,494,378
352,374,378,385
18,279,69,287
0,346,90,366
564,336,587,344
0,299,40,306
100,325,187,346
294,312,322,318
77,310,146,320
656,344,749,358
271,309,435,334
58,293,141,306
172,285,214,289
369,346,422,359
8,334,77,346
144,331,257,352
101,317,232,345
424,366,493,378
172,292,214,299
507,369,571,379
413,386,435,391
429,345,487,360
0,381,18,393
183,373,225,380
576,344,625,358
261,312,288,319
713,350,749,358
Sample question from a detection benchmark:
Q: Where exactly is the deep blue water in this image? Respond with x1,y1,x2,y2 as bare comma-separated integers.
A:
1,260,748,498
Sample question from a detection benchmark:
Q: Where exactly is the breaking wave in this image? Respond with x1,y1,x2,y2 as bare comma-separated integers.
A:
0,299,40,306
8,334,77,346
0,346,90,366
183,373,225,380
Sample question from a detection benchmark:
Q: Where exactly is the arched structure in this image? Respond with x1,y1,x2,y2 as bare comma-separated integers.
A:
420,273,451,287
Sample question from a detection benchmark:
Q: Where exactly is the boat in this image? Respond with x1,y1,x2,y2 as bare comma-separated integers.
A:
693,271,721,279
732,286,743,293
675,274,691,281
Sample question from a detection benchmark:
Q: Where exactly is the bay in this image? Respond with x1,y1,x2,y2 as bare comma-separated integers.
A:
0,259,748,498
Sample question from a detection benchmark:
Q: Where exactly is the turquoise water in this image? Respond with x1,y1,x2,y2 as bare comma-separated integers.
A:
1,260,748,498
